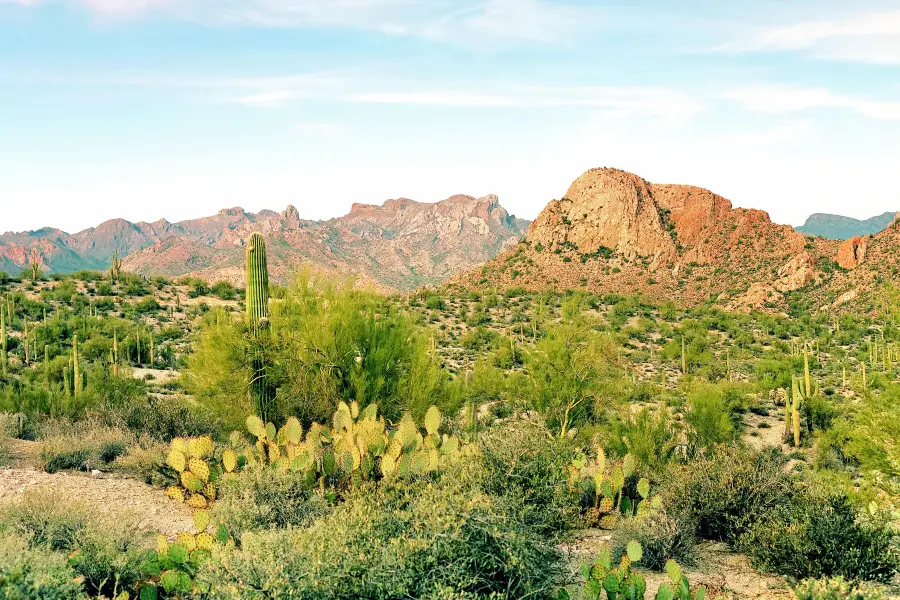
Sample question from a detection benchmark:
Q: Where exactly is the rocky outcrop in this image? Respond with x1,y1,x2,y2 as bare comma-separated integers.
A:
528,169,676,262
836,236,868,270
459,167,837,312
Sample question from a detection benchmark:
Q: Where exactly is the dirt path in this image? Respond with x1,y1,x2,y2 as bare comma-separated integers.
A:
0,441,193,537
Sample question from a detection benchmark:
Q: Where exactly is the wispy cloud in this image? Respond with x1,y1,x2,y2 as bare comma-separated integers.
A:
724,85,900,120
8,0,597,45
719,9,900,64
227,79,705,122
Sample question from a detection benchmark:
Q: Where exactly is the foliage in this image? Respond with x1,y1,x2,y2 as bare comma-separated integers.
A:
478,418,578,537
577,541,706,600
792,578,885,600
527,318,619,437
739,492,899,582
0,532,88,600
610,508,697,572
663,448,794,544
213,467,329,543
198,475,566,599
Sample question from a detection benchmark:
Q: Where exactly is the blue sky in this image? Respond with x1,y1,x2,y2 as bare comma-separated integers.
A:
1,0,899,234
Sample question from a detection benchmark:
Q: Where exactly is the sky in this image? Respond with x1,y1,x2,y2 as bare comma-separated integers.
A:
1,0,899,234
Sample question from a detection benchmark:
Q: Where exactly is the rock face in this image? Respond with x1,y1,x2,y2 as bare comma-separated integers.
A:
0,195,528,290
458,167,839,311
797,211,897,240
529,169,676,262
835,236,868,270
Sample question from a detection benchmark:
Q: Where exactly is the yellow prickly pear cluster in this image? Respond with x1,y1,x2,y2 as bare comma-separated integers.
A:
242,403,466,491
571,445,661,529
164,435,228,511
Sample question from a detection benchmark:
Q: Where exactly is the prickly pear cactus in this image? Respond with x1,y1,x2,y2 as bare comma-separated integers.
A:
570,445,662,528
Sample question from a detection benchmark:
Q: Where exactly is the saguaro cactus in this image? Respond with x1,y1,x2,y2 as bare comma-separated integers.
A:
110,250,122,282
246,233,273,421
73,334,81,400
29,248,41,282
1,310,6,377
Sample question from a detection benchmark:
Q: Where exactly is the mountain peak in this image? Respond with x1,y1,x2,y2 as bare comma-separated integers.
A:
796,211,897,240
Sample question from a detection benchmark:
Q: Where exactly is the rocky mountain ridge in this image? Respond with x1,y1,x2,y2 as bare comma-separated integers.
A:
0,195,530,290
453,167,898,312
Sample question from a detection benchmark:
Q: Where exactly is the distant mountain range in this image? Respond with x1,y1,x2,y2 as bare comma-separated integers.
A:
0,196,529,290
796,211,898,240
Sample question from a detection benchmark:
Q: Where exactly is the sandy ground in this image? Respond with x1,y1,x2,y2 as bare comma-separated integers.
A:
0,439,192,537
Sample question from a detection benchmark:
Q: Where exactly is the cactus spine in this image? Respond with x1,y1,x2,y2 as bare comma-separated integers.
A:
44,345,49,387
23,320,30,364
246,232,273,421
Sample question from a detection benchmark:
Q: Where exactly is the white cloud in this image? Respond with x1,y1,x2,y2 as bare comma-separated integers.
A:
11,0,596,44
724,85,900,120
721,9,900,64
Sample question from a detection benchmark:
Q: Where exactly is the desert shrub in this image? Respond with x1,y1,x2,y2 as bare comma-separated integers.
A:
683,385,737,455
739,493,899,582
601,405,680,475
0,532,88,599
186,276,446,429
108,394,215,440
792,577,885,600
664,448,794,544
610,509,697,572
110,440,168,484
200,476,566,599
478,418,578,537
214,467,329,543
0,490,146,597
39,422,133,473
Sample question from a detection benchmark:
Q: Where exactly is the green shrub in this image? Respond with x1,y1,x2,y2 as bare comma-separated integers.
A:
684,385,736,454
478,419,578,537
664,448,793,544
0,491,146,598
200,477,566,599
0,532,88,599
610,509,696,572
739,493,899,582
213,467,329,543
792,577,885,600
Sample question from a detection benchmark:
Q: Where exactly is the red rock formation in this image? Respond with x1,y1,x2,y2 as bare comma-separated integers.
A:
835,236,868,270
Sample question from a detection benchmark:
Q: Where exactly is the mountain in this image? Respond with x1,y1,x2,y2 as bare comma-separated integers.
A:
452,167,861,311
0,196,529,290
796,211,898,240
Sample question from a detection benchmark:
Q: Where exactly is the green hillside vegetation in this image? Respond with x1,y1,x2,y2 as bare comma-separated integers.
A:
0,235,898,599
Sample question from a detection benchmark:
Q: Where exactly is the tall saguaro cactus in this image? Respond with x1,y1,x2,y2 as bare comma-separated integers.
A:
73,334,81,400
1,310,7,377
246,233,273,421
110,250,122,282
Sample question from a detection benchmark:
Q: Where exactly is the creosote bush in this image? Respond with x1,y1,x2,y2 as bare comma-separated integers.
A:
213,467,330,543
199,474,566,599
